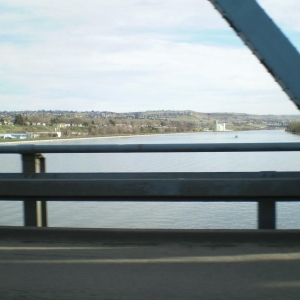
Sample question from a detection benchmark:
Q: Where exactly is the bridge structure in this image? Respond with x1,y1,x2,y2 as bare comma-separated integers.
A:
1,142,300,229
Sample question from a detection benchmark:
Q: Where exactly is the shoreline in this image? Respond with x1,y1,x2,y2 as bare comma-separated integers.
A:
0,132,200,145
0,129,286,145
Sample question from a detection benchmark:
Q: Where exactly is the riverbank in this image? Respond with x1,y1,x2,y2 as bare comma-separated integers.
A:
0,131,231,145
0,131,213,145
0,129,287,145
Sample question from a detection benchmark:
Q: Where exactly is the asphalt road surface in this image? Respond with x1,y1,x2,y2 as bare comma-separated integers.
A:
1,228,300,300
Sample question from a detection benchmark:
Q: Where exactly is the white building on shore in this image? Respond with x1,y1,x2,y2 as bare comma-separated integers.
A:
214,120,226,132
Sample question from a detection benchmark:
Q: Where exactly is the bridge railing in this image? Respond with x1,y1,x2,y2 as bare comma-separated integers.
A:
1,142,300,229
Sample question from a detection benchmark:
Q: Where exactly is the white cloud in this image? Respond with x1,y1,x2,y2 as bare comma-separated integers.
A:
0,0,300,114
0,0,226,32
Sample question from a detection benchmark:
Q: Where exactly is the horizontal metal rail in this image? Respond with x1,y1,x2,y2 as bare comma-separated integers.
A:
1,143,299,230
1,142,300,154
1,172,300,200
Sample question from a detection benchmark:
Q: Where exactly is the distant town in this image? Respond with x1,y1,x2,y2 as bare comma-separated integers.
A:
1,110,300,141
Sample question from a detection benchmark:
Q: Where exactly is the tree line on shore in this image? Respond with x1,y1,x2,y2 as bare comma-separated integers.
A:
1,113,204,137
58,120,201,137
2,110,296,138
286,121,300,133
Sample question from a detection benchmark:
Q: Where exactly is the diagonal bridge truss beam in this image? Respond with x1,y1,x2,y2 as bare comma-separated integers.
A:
208,0,300,110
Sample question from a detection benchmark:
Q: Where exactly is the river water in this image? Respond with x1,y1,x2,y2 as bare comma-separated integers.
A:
1,130,300,229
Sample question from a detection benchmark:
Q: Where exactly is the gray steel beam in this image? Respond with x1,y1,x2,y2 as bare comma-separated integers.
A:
1,143,300,154
22,154,39,227
208,0,300,109
1,172,300,199
22,154,47,227
258,200,276,229
39,155,47,227
1,171,300,180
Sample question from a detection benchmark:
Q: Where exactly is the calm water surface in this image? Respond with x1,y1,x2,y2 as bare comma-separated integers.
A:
1,130,300,229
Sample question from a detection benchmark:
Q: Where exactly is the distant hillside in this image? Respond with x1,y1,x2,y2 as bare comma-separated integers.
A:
1,110,300,141
134,111,300,131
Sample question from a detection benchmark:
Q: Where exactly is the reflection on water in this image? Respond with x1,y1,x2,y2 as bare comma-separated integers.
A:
1,130,300,229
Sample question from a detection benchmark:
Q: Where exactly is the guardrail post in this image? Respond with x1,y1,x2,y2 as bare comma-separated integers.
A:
22,153,48,227
258,200,276,229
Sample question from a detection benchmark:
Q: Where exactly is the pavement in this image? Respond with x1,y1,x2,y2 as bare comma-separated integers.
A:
1,227,300,300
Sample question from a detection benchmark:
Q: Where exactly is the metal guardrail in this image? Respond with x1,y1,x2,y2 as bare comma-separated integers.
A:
1,142,300,153
1,142,300,230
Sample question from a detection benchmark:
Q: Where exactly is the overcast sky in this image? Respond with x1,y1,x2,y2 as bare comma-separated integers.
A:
1,0,300,114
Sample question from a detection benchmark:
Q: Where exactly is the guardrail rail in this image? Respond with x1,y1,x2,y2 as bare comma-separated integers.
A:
1,142,300,229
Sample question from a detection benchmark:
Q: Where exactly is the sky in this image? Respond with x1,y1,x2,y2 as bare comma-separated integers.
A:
1,0,300,114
